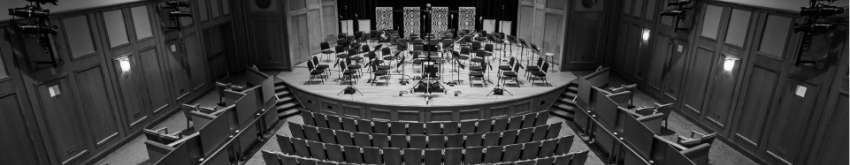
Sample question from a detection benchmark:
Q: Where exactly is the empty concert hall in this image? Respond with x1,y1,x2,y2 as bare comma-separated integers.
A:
1,0,849,164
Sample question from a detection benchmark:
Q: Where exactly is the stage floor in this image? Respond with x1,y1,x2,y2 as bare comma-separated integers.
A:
277,42,576,106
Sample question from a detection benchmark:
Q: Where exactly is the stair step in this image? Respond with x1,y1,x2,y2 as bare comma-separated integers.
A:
276,102,298,110
276,91,291,97
561,92,577,99
278,96,294,103
555,104,577,111
278,108,301,119
558,98,576,104
549,110,573,120
567,85,578,91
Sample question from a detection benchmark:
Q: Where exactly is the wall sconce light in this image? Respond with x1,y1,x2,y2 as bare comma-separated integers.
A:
118,57,131,73
641,28,651,43
723,56,739,72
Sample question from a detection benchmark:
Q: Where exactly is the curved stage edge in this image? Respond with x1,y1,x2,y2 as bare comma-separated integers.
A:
276,73,576,122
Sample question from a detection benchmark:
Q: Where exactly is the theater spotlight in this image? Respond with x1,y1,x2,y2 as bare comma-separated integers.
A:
667,0,691,6
801,5,844,17
8,1,58,35
795,22,838,33
660,9,685,16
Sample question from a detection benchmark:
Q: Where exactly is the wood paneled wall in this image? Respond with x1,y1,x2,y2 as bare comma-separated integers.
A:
607,0,848,164
517,0,608,71
0,0,239,164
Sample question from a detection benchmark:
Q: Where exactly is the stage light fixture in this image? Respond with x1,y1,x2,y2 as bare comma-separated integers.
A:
8,1,58,35
801,5,844,17
659,0,693,32
118,57,132,73
641,28,651,43
660,9,685,16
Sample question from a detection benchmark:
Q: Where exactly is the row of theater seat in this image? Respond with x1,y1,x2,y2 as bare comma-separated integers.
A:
289,122,563,148
273,135,584,164
301,111,549,135
263,150,587,165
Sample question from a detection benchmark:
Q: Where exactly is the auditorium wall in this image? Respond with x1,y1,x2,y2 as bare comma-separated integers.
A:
607,0,848,164
0,0,240,164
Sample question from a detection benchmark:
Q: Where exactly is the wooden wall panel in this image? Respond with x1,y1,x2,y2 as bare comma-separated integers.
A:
165,40,193,95
660,43,685,99
113,54,148,127
734,66,778,147
699,5,724,40
35,79,88,164
75,66,120,147
806,93,848,165
543,13,564,60
723,9,751,47
184,35,208,88
103,10,130,48
307,10,323,54
62,16,96,59
645,35,669,89
130,6,153,40
757,15,791,59
322,3,339,38
290,14,310,67
0,94,41,164
139,49,169,112
703,54,738,127
681,48,713,114
764,81,820,164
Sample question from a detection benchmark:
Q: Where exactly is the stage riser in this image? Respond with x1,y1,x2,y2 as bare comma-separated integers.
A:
285,82,566,122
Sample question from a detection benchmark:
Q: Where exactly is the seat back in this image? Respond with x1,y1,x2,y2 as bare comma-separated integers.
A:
478,120,493,132
326,115,342,129
343,146,363,163
447,134,463,147
484,132,501,146
426,123,442,134
373,121,389,133
508,116,523,130
383,148,402,165
326,144,344,161
353,132,371,146
464,147,483,164
341,118,357,132
335,131,353,145
410,135,427,148
537,157,555,165
536,112,550,126
465,133,483,147
292,138,310,157
571,151,590,165
460,120,476,133
500,131,517,145
390,135,408,148
320,42,330,50
289,122,305,139
372,134,389,147
484,146,503,163
356,119,372,133
408,123,426,134
521,141,541,160
390,122,407,134
318,127,336,143
517,127,534,143
493,118,508,131
276,135,295,155
261,151,282,165
314,114,329,128
503,144,522,161
539,139,558,157
445,148,462,165
546,123,562,139
302,112,316,126
556,135,575,154
424,149,442,165
532,125,548,141
428,135,445,148
403,149,423,165
363,147,381,164
522,113,537,128
307,141,326,159
443,122,459,134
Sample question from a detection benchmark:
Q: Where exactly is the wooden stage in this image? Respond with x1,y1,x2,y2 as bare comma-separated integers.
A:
276,42,577,121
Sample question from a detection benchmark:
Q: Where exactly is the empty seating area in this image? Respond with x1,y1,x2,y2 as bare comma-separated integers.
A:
570,67,715,165
301,111,550,135
144,69,281,165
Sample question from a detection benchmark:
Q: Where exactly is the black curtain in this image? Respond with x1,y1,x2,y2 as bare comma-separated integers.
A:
337,0,518,35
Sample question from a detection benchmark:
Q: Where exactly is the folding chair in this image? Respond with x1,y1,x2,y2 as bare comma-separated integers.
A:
428,135,445,148
443,122,460,134
532,125,548,141
426,122,443,134
521,141,541,160
343,146,363,163
500,130,517,145
318,128,336,143
303,125,320,141
547,123,562,139
356,119,372,133
408,123,426,135
529,62,550,85
336,131,353,145
403,149,423,165
556,135,575,155
390,135,408,148
276,135,295,155
353,132,371,146
465,133,483,147
307,141,326,159
410,135,427,148
326,144,344,162
539,139,558,157
463,147,483,164
383,148,402,165
484,146,503,163
390,122,407,134
460,120,477,133
341,117,357,132
302,111,316,126
424,149,443,165
326,115,342,130
522,113,537,128
484,132,501,146
372,134,389,147
306,60,327,84
292,138,310,157
517,128,534,143
493,118,508,131
289,122,305,139
508,116,523,130
503,144,522,161
447,134,463,147
373,121,389,134
363,147,382,164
